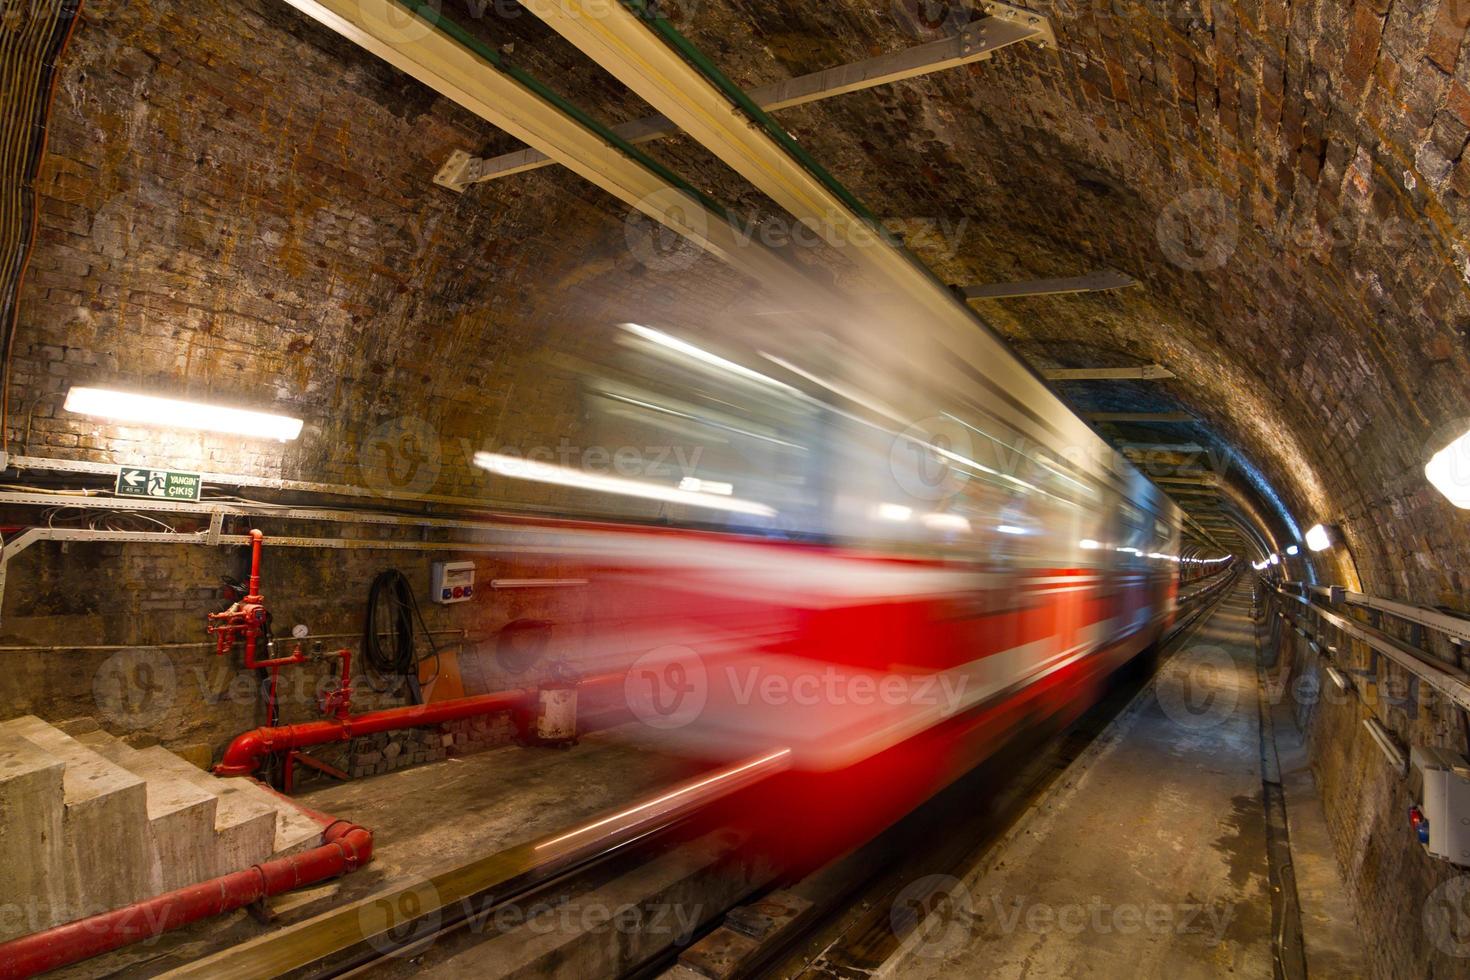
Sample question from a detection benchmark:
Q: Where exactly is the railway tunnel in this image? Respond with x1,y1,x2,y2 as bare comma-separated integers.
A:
0,0,1466,977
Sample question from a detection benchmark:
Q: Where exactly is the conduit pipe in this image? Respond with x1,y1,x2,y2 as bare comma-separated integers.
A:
215,671,626,777
0,798,372,979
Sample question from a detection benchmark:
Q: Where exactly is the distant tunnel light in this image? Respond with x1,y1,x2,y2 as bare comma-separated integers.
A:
1269,553,1280,565
1079,538,1101,550
1285,545,1300,556
64,386,303,441
996,524,1027,535
1427,428,1470,508
475,452,776,517
1305,524,1333,552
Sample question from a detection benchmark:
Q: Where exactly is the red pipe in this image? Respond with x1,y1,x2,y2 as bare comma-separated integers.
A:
0,808,372,979
214,671,627,778
215,687,537,776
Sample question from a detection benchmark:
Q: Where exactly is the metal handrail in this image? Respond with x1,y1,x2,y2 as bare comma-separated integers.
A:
1263,578,1470,712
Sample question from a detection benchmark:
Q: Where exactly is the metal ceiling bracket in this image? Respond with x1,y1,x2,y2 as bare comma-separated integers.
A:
432,12,1052,192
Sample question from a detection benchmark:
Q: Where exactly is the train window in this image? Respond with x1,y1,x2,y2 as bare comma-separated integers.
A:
572,321,826,536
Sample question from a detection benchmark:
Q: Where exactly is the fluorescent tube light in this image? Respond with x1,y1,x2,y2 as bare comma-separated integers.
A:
64,387,302,441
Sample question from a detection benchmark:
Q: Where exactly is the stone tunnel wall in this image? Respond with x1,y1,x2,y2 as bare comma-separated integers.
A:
1,0,754,760
7,0,1470,972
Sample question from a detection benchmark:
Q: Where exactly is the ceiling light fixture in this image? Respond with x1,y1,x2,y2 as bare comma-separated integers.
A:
64,387,303,441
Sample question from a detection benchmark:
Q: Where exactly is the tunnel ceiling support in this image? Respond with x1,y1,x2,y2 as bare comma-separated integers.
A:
514,0,1123,477
1041,365,1175,381
959,267,1138,299
434,11,1050,192
277,0,804,287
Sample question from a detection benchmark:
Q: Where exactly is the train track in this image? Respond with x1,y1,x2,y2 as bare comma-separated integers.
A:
158,571,1238,980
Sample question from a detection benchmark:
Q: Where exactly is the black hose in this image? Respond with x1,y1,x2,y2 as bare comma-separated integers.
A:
362,570,440,700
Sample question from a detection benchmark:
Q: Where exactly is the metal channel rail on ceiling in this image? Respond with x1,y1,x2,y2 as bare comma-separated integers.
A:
511,2,1104,450
280,1,1156,500
1264,578,1470,713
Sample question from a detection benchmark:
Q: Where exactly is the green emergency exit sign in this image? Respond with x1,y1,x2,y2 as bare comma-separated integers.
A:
115,467,202,501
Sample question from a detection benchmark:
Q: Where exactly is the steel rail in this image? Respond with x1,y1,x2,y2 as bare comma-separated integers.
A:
157,747,792,979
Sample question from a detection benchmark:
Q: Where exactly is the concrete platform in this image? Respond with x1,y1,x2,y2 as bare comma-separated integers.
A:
888,584,1364,978
0,716,153,921
75,730,220,892
0,735,67,939
51,726,703,978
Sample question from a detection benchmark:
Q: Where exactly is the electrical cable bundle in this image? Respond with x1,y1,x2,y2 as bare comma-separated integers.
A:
362,569,440,701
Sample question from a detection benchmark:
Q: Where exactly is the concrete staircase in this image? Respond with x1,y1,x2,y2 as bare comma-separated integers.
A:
0,716,326,943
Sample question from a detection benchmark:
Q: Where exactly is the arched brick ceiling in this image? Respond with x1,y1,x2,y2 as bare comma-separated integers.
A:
656,0,1470,600
19,0,1470,601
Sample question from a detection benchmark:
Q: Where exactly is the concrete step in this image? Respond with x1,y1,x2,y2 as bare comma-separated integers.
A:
132,746,278,872
229,777,324,858
0,716,153,921
75,730,220,891
0,735,67,940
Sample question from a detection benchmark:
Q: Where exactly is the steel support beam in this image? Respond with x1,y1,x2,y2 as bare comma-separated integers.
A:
1120,442,1206,454
1042,364,1173,381
279,0,806,290
514,0,1108,472
435,13,1048,191
1086,411,1194,423
961,267,1138,300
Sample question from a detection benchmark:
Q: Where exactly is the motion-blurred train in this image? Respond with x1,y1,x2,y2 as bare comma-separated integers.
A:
458,288,1222,856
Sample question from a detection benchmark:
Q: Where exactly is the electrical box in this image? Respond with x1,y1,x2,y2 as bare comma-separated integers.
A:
431,561,476,605
1411,746,1470,864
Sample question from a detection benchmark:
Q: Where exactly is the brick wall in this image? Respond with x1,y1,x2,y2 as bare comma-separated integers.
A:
10,0,1470,969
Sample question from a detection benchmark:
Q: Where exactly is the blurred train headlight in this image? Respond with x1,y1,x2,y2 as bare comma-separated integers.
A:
874,502,914,522
1079,538,1101,550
